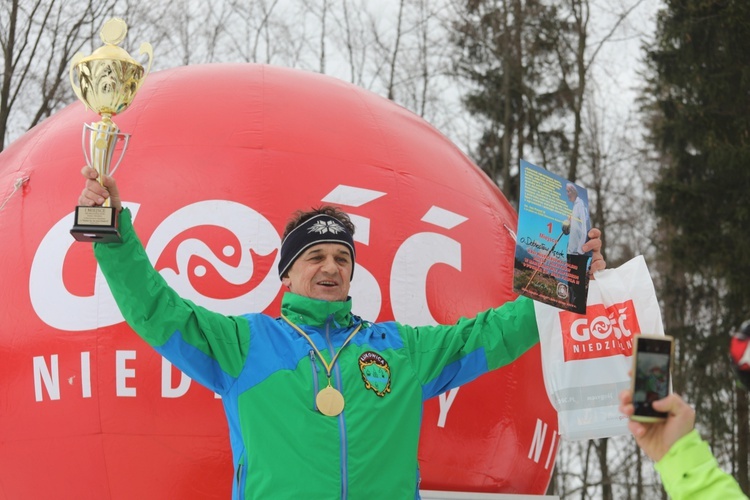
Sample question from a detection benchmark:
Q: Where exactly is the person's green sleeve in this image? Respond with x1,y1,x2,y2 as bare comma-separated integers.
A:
93,208,250,391
655,429,748,499
398,295,538,398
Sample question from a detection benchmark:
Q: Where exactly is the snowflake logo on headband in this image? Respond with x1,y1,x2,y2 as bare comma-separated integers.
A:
308,220,346,235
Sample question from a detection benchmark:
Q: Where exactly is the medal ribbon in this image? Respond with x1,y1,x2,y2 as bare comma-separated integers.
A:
281,313,362,384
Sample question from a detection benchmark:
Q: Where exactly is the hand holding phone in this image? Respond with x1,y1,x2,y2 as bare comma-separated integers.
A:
619,390,695,462
630,334,674,422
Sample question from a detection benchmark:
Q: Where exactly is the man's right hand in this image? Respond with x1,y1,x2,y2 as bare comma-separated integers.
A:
78,165,122,212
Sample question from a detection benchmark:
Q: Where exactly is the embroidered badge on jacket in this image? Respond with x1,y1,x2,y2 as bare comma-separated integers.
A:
358,351,391,397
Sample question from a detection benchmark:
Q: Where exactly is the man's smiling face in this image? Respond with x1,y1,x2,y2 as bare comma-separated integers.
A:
281,243,352,302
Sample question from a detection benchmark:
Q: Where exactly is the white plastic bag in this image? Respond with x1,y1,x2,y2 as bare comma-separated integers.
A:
534,255,665,441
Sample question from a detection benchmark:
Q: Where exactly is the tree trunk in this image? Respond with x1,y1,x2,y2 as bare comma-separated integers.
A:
580,440,592,499
0,0,20,153
596,438,613,500
500,0,513,201
738,386,749,493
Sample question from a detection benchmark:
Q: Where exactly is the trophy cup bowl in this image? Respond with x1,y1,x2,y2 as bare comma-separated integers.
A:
69,18,152,243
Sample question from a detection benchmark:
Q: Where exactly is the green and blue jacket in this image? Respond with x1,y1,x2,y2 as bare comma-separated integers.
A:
95,209,539,499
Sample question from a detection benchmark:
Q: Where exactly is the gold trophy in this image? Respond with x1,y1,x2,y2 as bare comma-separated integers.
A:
69,18,153,243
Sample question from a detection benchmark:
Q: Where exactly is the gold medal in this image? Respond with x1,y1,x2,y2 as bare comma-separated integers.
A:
316,385,345,417
281,313,362,418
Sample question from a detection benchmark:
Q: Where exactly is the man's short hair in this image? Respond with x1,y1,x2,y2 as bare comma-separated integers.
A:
283,205,356,239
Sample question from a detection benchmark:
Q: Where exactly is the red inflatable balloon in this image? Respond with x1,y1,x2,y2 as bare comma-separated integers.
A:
0,64,558,498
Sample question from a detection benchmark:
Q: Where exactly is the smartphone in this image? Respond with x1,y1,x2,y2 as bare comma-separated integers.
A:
630,334,674,422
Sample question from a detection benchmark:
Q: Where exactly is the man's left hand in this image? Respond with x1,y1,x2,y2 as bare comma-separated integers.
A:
584,228,606,276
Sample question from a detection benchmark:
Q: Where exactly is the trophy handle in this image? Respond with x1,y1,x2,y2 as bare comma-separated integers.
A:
82,123,130,179
109,133,130,176
69,52,85,103
137,42,154,91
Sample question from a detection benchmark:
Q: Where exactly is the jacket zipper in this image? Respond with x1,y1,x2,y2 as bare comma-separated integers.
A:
325,315,348,499
235,454,246,499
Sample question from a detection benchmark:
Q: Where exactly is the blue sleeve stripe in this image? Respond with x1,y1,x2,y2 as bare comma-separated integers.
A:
421,348,488,401
155,331,234,394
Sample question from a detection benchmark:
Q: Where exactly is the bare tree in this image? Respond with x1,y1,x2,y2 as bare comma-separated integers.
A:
387,0,405,100
553,0,646,183
0,0,118,151
318,0,331,73
368,0,407,101
381,0,454,120
331,0,370,85
222,0,291,64
1,0,464,156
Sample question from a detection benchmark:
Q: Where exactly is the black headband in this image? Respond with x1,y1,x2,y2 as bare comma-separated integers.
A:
278,214,356,280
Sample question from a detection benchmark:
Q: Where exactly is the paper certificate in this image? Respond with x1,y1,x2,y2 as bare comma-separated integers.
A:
514,159,592,314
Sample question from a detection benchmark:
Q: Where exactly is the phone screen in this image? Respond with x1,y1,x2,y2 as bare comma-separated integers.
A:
632,336,672,420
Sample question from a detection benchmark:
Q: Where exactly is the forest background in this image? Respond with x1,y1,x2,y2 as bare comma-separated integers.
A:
2,0,748,498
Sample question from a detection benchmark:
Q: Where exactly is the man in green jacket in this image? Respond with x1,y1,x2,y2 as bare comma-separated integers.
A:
620,390,748,499
79,166,605,499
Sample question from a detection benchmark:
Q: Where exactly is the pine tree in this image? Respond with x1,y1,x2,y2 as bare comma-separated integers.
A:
646,0,750,492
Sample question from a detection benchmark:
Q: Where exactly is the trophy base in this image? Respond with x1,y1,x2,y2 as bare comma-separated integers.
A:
71,206,121,243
